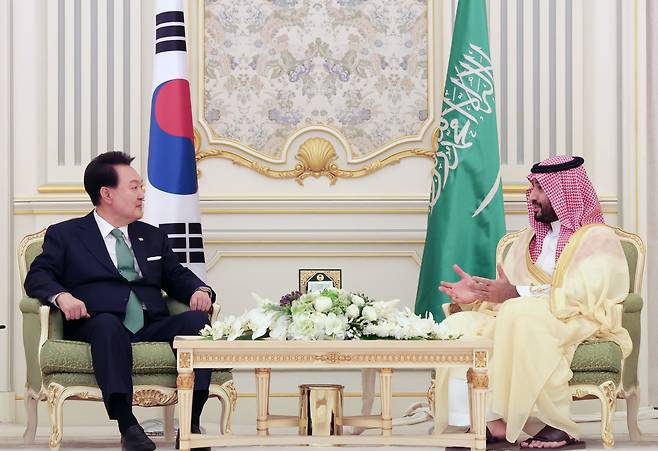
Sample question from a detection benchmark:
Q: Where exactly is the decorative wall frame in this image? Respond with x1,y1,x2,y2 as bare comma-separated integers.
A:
192,0,440,184
298,269,342,294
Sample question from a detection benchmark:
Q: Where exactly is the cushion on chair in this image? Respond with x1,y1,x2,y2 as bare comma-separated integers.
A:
40,339,231,377
570,340,622,373
43,369,232,389
569,371,620,386
568,340,622,387
40,340,179,375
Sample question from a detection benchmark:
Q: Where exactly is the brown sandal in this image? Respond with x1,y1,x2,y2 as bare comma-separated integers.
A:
520,425,586,450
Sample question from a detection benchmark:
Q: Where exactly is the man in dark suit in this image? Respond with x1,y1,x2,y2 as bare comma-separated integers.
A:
25,152,213,451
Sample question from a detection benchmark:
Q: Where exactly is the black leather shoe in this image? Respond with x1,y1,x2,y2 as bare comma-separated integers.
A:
121,424,156,451
175,424,210,451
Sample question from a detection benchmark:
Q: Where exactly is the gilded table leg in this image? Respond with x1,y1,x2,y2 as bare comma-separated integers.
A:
469,366,488,451
255,368,271,436
380,368,393,436
177,351,195,451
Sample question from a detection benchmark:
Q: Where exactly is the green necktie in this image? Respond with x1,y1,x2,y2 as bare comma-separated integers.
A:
110,228,144,333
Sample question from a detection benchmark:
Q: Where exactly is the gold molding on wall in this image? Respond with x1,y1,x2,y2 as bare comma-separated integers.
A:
206,251,423,271
196,139,435,186
205,239,425,245
503,184,529,194
37,185,86,193
32,182,538,197
13,204,618,216
31,182,534,196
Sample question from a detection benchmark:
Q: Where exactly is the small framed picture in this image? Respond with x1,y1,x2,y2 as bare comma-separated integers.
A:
298,269,342,294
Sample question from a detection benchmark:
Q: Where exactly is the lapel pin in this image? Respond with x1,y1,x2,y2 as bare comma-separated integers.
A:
138,237,144,241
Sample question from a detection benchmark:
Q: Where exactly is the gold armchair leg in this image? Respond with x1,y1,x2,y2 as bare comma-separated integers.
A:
215,380,237,435
599,381,617,448
46,383,65,451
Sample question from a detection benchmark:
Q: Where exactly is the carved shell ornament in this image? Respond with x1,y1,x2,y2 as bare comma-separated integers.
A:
195,129,436,185
295,138,339,182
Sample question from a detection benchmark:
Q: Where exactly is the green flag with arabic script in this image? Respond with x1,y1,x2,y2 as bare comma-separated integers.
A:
415,0,506,322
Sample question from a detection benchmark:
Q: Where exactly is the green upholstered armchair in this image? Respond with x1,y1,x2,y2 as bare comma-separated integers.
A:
19,229,237,451
440,227,644,448
567,227,644,447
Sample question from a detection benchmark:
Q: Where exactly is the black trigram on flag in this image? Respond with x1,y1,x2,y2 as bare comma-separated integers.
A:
160,222,205,264
155,10,186,54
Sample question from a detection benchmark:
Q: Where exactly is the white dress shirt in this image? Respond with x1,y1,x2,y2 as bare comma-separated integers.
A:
92,210,143,278
50,210,143,306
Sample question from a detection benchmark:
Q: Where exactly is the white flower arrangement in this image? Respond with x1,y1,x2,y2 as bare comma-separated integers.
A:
200,288,459,341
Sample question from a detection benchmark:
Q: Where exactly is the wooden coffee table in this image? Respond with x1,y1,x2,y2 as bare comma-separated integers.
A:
173,337,492,450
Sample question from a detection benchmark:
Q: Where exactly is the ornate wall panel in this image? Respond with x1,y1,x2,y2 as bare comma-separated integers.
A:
203,0,430,161
193,0,439,183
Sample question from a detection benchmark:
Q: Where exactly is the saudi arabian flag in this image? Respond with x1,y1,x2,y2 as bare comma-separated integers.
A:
415,0,505,322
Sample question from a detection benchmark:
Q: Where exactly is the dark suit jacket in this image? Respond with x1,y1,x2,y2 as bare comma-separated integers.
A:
25,212,211,323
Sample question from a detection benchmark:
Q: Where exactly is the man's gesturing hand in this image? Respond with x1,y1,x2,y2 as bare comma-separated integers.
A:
438,264,489,305
471,264,519,304
56,293,91,321
190,290,212,312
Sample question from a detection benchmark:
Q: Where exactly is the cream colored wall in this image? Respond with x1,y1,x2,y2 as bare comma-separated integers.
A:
2,0,649,426
646,0,658,406
0,0,14,422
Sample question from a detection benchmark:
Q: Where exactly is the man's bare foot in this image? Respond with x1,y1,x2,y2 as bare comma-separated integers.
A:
521,438,568,448
487,418,507,440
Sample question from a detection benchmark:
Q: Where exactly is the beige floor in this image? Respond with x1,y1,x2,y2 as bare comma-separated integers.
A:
1,419,658,451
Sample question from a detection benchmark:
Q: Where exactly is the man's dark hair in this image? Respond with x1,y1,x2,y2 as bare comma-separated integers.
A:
83,151,135,206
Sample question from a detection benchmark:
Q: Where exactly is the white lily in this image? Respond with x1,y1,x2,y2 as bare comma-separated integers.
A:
223,315,244,341
269,314,290,340
244,308,275,339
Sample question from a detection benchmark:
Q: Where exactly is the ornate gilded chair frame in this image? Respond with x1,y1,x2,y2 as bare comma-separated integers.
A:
19,229,237,451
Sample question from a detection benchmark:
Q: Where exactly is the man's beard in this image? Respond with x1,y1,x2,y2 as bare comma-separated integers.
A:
534,206,558,223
